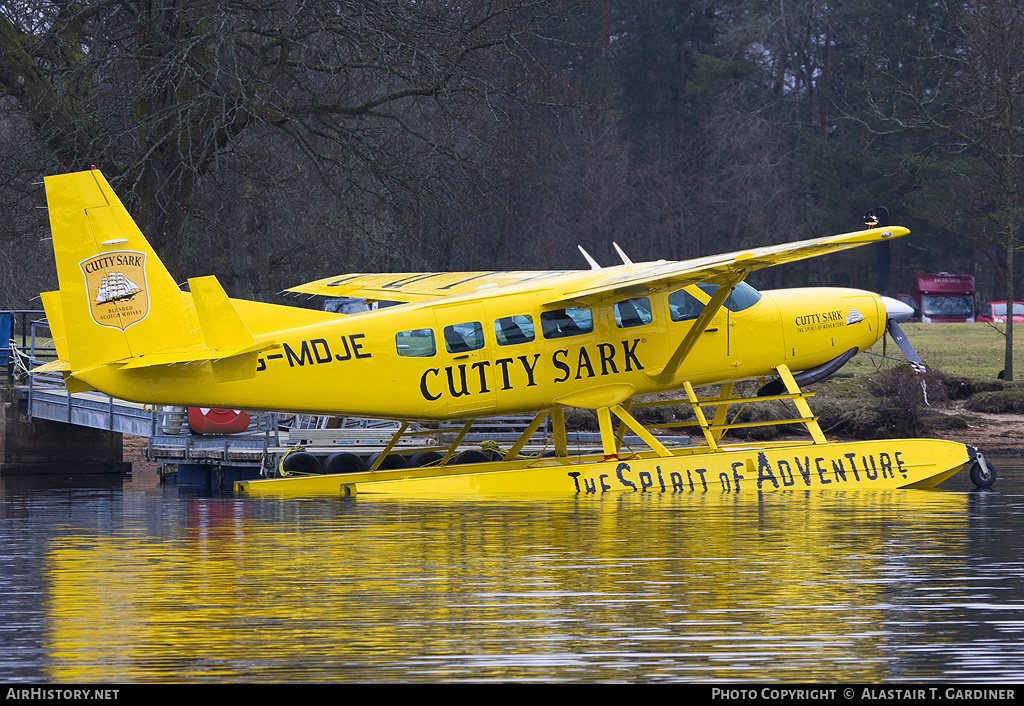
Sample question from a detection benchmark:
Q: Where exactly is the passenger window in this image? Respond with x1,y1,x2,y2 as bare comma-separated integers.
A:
541,307,594,339
494,315,536,346
614,297,653,328
396,328,436,357
443,322,485,353
668,289,704,321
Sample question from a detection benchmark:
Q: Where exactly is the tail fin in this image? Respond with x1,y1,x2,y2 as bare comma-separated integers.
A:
45,169,202,369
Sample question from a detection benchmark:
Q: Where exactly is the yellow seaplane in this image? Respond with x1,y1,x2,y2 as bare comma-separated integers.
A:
37,168,994,496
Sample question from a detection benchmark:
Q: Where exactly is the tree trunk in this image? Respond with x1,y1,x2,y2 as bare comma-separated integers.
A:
1006,229,1015,382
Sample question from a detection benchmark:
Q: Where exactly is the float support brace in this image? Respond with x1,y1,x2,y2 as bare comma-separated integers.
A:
710,382,735,445
503,411,549,461
551,407,568,457
597,407,616,457
775,364,828,444
368,422,409,471
610,404,673,458
438,419,474,465
684,381,721,452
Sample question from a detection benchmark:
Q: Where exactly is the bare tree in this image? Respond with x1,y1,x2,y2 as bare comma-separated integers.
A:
853,0,1024,379
0,0,552,284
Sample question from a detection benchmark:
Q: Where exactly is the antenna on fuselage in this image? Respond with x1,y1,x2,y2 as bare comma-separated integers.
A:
577,245,602,270
612,242,634,266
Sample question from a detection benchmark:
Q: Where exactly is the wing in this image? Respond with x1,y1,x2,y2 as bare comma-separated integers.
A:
543,226,909,307
286,270,572,303
288,226,907,307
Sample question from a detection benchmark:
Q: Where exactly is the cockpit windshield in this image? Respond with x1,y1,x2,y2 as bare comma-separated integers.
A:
695,282,763,312
668,282,762,321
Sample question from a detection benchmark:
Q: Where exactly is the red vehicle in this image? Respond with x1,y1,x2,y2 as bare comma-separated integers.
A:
977,301,1024,323
897,273,975,323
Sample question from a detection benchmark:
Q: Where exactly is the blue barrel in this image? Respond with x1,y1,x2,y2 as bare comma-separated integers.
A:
0,312,12,367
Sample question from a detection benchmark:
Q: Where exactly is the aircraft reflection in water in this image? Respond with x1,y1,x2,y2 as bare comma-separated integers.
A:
36,169,992,495
41,491,974,682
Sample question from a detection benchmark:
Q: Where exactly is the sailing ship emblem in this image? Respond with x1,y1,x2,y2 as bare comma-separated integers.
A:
95,271,143,305
80,250,150,330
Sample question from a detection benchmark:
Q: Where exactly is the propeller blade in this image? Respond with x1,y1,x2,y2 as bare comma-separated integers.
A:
886,318,926,375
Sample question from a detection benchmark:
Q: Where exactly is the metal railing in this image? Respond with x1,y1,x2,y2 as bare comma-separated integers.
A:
146,411,277,467
28,369,279,467
2,310,50,381
18,317,278,467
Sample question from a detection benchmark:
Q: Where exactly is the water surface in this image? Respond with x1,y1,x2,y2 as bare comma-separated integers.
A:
1,462,1022,683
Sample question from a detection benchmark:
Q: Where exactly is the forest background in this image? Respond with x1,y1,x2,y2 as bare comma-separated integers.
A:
2,0,1023,317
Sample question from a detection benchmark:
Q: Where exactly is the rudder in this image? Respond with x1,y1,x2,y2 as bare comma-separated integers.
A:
45,169,201,369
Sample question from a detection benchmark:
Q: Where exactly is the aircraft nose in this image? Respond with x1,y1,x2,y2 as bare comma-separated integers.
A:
881,296,914,323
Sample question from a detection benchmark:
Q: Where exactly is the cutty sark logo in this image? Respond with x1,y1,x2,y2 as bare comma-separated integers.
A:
80,250,149,330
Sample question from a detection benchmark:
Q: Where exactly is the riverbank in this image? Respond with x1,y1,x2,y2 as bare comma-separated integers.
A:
816,322,1024,457
937,409,1024,457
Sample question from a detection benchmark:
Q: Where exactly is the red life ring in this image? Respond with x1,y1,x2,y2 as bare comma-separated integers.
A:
187,407,251,435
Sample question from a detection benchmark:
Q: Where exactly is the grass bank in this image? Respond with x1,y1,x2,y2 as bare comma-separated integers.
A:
797,322,1024,442
846,322,1024,380
615,323,1024,446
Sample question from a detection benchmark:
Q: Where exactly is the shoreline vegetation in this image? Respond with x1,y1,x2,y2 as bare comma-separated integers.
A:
815,322,1024,457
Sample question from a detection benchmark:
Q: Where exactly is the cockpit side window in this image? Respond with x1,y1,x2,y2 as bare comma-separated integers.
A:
668,289,704,322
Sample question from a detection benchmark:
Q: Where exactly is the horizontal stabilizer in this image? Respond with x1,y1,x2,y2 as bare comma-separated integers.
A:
69,273,276,375
33,360,70,373
116,340,276,370
39,290,70,363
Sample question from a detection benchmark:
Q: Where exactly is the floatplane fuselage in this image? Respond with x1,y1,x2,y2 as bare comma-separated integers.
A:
68,279,887,422
36,169,990,494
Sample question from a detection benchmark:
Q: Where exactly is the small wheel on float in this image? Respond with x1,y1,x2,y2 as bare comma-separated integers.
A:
323,451,366,474
970,458,997,488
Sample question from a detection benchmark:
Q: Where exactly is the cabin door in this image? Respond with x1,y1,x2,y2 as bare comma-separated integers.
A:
433,303,498,417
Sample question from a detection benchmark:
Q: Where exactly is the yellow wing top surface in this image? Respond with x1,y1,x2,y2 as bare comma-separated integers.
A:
288,226,908,308
285,270,573,303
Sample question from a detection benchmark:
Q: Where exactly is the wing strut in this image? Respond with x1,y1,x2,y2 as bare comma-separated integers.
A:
646,271,748,385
